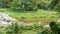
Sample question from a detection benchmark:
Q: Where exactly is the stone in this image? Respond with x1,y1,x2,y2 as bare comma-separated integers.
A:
0,13,16,27
43,25,50,29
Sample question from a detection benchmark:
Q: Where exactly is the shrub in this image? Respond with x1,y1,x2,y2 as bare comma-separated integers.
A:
2,22,49,34
4,22,21,34
49,21,60,34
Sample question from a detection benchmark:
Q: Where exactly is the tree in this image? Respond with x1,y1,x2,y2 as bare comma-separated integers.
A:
47,0,59,10
10,0,22,10
49,21,60,34
21,0,38,11
37,0,52,9
0,0,7,8
6,0,12,8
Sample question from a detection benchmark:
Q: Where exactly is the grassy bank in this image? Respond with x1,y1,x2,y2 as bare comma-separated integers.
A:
0,8,60,34
0,8,59,23
0,8,59,18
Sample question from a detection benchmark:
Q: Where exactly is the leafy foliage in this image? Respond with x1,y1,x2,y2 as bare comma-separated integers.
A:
49,21,60,34
0,0,60,11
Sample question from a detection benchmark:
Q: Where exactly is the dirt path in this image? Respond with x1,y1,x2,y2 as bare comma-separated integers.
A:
18,18,58,25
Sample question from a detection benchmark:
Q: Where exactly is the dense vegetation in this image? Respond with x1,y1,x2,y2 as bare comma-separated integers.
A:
0,0,60,34
0,21,60,34
0,0,60,11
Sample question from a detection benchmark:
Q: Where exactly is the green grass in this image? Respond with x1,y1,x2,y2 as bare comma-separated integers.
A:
0,8,59,34
0,8,59,23
0,8,59,18
21,30,37,34
2,22,43,34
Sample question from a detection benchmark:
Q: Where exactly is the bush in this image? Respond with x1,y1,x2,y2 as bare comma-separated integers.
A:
4,22,21,34
0,30,5,34
1,22,57,34
49,21,60,34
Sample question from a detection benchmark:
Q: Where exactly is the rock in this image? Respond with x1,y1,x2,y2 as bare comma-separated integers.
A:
22,22,33,26
43,25,50,29
0,13,16,21
57,20,60,22
0,13,16,27
38,21,41,25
